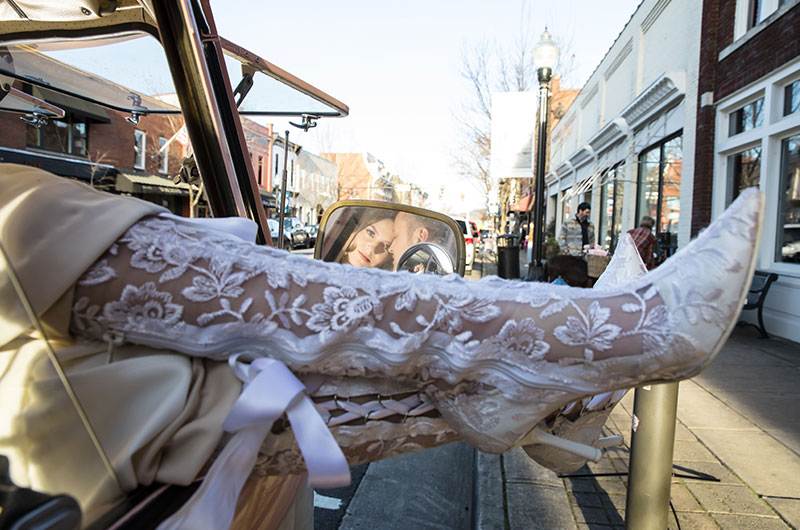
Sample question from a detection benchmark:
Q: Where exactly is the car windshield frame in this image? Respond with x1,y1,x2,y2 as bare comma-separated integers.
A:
0,32,349,118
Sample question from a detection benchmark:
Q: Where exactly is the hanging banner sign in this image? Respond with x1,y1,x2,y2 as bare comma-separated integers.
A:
490,91,538,179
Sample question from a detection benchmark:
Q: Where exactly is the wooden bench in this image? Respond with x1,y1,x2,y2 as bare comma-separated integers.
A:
739,271,778,338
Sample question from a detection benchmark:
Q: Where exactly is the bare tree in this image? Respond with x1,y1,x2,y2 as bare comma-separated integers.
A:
453,21,576,225
86,151,114,191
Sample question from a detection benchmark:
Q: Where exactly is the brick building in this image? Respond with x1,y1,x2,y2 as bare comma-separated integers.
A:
321,152,395,202
694,0,800,341
241,119,277,215
0,89,195,214
0,50,278,218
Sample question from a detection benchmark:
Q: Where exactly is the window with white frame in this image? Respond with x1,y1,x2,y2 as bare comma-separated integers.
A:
729,97,764,136
715,64,800,269
158,137,169,174
784,80,800,116
727,146,761,204
776,134,800,263
134,130,146,170
734,0,788,40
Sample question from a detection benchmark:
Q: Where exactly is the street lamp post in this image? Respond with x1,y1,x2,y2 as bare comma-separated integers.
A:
528,29,558,280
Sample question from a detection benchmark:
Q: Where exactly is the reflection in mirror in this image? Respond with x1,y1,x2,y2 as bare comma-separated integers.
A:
397,243,455,276
316,203,463,275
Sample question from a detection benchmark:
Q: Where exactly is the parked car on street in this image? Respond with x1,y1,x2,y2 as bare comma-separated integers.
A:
284,217,310,248
306,224,319,247
268,219,292,249
453,218,475,272
469,221,481,247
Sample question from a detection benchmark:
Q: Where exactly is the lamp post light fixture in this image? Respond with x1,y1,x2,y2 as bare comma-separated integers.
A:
528,29,558,280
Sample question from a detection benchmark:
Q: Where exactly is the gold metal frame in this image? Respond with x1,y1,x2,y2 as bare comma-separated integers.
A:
315,199,467,277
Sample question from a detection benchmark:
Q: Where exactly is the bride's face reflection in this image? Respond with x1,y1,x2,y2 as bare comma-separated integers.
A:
346,218,395,268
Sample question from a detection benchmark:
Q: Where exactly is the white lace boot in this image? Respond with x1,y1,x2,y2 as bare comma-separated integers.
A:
523,233,646,472
71,188,764,471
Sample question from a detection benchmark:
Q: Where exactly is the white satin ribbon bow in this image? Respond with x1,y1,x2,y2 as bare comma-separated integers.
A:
158,357,350,530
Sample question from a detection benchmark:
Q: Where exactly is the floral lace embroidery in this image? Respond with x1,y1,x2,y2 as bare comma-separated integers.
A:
72,216,674,366
68,187,761,457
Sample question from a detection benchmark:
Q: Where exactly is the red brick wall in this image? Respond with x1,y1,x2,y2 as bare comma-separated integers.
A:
106,112,185,175
0,108,185,176
692,0,723,236
716,4,800,101
693,2,800,235
0,112,27,149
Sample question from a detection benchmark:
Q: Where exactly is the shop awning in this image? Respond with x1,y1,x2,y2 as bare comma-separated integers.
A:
260,189,277,209
116,173,196,197
508,195,533,213
0,146,115,182
561,169,604,203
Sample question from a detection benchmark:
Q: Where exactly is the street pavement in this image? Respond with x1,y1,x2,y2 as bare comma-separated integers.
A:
313,244,800,529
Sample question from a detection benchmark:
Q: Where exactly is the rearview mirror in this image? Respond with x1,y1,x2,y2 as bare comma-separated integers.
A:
315,201,466,276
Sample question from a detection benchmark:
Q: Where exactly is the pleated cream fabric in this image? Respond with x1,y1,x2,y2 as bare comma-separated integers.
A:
0,164,306,528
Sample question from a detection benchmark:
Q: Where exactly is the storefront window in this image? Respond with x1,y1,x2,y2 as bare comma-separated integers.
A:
597,162,625,251
662,137,682,235
25,114,88,156
612,167,625,247
562,189,572,223
638,147,660,221
728,97,764,136
637,134,682,259
728,146,761,203
776,134,800,263
784,80,799,117
599,171,613,249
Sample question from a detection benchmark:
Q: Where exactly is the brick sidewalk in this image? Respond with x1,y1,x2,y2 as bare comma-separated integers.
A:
476,250,800,529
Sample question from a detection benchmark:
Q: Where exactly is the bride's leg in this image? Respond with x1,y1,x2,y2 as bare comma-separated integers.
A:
70,188,763,467
522,233,648,472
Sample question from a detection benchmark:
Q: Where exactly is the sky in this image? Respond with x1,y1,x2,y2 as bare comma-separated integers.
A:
48,1,641,213
209,1,642,213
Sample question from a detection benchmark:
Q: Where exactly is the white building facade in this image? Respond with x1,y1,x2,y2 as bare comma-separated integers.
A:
295,150,339,225
547,0,701,261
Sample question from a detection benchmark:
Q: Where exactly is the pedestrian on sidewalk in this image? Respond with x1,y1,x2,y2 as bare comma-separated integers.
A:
627,216,657,269
558,202,594,256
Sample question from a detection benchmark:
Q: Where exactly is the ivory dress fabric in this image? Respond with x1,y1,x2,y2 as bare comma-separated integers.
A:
0,164,304,528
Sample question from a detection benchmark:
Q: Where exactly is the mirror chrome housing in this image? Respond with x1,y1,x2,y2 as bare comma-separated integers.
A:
315,200,466,276
397,242,456,276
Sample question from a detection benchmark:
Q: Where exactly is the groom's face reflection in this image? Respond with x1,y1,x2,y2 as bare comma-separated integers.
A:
389,213,418,270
